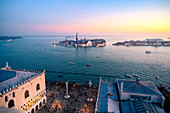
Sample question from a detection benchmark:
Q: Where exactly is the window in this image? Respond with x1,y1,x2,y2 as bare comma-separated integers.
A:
25,90,29,99
39,102,42,108
12,92,15,97
35,105,38,111
31,109,34,113
8,100,15,108
5,96,8,102
43,99,45,104
36,84,40,91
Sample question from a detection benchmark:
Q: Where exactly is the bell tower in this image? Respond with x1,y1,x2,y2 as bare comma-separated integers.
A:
76,32,78,43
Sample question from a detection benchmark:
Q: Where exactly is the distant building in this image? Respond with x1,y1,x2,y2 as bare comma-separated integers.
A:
0,63,47,113
112,38,170,47
145,39,164,43
53,32,106,47
76,32,78,43
77,40,92,47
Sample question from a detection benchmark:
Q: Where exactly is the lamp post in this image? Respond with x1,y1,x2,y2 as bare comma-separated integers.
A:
87,80,93,102
64,80,70,98
84,104,87,113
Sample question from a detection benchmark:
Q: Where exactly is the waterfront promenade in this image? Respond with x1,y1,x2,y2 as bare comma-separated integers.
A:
37,81,97,113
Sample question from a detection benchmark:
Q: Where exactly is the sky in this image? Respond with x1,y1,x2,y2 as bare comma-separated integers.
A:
0,0,170,36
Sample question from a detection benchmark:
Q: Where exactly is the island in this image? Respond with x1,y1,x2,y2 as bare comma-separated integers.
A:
112,39,170,47
53,32,106,47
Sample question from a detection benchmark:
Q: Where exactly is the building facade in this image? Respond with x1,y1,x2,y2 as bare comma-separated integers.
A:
0,65,47,113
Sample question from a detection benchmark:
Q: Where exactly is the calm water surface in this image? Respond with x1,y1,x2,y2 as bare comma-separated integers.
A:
0,36,170,86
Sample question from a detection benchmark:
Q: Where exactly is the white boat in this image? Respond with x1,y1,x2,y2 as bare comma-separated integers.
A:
69,62,74,64
145,50,151,54
125,74,132,78
132,74,138,77
7,39,12,42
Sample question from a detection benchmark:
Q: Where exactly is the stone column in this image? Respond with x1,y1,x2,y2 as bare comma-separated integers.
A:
64,80,70,98
87,80,93,102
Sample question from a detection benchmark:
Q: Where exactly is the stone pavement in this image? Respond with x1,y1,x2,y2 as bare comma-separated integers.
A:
37,82,97,113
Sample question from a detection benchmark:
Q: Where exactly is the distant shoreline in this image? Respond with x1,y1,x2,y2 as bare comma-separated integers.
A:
113,39,170,47
0,36,22,40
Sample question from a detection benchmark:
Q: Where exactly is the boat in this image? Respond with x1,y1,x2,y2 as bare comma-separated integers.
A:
132,74,138,77
57,75,63,78
96,56,99,58
156,76,159,79
86,64,91,66
125,74,132,78
6,39,12,42
69,62,74,64
53,41,59,45
145,51,151,54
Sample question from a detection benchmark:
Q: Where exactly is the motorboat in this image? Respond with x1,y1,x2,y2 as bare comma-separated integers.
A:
57,75,63,78
132,74,138,77
86,64,91,67
125,74,132,78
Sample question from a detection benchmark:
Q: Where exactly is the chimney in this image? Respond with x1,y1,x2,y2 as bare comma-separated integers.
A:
121,82,123,92
136,76,140,83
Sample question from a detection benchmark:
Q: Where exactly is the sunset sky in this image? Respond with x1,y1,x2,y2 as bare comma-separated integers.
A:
0,0,170,35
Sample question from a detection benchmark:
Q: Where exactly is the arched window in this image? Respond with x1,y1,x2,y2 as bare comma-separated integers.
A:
25,90,29,99
12,92,15,97
31,108,34,113
8,100,15,108
35,105,38,111
36,84,40,91
43,99,45,104
5,96,8,102
39,102,42,108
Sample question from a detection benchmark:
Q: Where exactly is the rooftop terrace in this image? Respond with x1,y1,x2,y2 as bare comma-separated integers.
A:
96,80,120,113
117,79,162,96
121,99,165,113
0,69,39,94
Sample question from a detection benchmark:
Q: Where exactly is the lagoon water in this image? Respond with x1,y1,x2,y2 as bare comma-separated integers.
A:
0,36,170,86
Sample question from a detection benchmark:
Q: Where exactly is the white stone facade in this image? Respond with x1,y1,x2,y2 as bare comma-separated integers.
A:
0,71,47,113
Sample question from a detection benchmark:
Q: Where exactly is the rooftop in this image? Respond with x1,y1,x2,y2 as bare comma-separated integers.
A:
97,80,120,113
121,99,165,113
0,69,39,94
117,79,162,96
